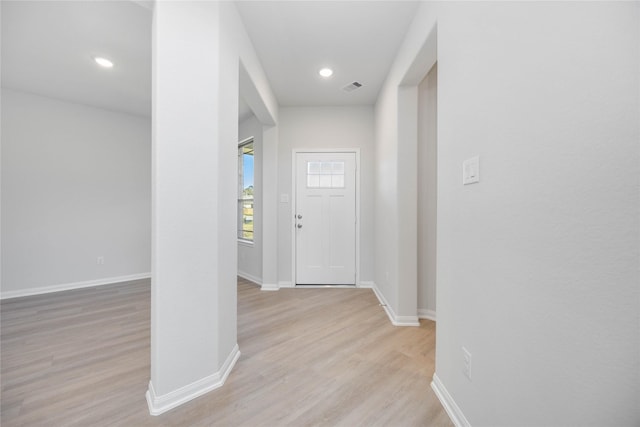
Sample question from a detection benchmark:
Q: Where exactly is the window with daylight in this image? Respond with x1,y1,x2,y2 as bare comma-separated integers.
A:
307,161,345,188
238,139,254,242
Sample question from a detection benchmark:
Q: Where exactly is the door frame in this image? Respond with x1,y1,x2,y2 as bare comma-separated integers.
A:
290,148,361,287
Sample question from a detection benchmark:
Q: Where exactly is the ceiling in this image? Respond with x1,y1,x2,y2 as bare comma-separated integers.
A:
1,1,152,117
2,1,419,118
236,1,419,106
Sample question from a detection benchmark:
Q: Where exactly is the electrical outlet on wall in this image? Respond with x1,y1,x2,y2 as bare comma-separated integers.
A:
97,256,104,265
462,346,472,380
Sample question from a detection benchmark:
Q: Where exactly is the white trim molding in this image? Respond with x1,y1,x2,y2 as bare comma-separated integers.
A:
237,271,262,286
146,344,241,416
369,282,420,327
358,280,374,288
0,272,151,300
431,374,471,427
260,283,279,291
278,281,294,288
418,308,437,321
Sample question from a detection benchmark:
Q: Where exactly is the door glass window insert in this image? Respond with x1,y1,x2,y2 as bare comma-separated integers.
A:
307,161,345,188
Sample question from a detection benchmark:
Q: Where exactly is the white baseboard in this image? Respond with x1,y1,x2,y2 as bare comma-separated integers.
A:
431,373,470,427
278,281,294,288
261,283,279,291
393,314,421,326
237,271,262,286
369,282,420,327
358,280,374,288
146,343,241,416
0,272,151,300
418,308,437,321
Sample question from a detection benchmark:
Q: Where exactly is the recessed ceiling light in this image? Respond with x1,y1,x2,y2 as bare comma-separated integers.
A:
319,68,333,78
94,57,114,68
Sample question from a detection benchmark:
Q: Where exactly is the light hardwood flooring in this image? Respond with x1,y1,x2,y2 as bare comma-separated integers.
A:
1,277,452,426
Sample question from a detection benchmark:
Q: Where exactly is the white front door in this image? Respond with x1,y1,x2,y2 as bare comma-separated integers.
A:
295,152,356,285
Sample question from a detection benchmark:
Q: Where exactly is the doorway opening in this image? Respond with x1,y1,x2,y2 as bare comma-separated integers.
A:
417,62,438,320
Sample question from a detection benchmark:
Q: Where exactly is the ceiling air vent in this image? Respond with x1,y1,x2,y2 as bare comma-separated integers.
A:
342,81,363,93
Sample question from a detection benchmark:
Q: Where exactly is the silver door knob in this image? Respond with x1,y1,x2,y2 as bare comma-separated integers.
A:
297,214,303,219
297,223,303,228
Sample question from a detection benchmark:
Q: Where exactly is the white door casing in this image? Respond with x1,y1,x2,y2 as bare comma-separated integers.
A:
294,151,357,285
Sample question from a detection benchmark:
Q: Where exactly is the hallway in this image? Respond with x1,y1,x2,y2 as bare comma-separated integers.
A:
1,277,451,426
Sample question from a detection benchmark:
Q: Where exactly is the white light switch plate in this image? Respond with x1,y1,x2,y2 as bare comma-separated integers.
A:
463,156,480,185
280,194,289,203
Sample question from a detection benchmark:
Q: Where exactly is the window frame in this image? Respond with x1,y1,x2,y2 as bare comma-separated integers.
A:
238,138,255,243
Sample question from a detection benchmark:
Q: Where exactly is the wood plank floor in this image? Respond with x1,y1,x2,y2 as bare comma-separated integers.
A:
1,277,452,426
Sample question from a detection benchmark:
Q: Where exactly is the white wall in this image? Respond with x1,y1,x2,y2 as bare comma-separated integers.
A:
151,0,231,408
277,106,374,286
377,1,639,425
238,113,263,284
148,1,278,414
1,88,151,298
417,63,437,318
374,86,399,312
1,1,4,294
